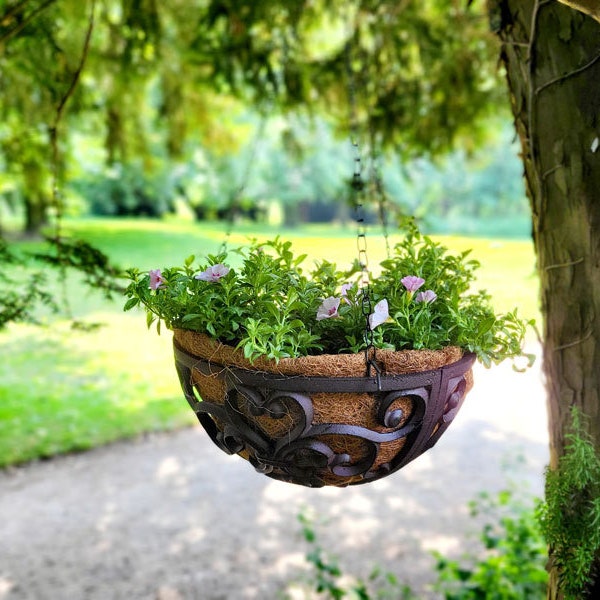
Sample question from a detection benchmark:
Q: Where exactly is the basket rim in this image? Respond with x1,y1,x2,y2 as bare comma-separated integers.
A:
172,328,466,378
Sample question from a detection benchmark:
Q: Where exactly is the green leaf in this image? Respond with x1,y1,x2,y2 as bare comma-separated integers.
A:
181,313,202,322
146,311,155,329
123,297,139,311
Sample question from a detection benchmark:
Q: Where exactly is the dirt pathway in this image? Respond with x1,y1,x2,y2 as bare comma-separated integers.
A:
1,354,548,600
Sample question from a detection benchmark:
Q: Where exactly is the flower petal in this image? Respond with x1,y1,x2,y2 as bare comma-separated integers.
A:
149,269,165,290
415,289,437,303
195,264,230,282
195,268,214,281
401,275,425,292
316,296,341,320
211,264,230,279
368,299,389,330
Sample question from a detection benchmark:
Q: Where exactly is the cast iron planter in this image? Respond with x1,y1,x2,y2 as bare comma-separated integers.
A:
173,330,476,488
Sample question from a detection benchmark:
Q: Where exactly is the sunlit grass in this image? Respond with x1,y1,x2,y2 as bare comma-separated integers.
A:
0,315,193,467
0,218,540,467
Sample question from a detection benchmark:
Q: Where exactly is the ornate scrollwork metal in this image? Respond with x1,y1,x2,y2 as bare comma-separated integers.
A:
174,343,475,487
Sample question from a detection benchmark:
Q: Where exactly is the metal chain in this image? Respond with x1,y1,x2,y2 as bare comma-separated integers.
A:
346,32,381,390
351,140,369,289
351,137,381,386
346,39,381,385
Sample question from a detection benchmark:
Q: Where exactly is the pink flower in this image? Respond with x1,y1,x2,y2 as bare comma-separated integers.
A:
341,283,353,297
195,264,230,282
415,290,437,303
340,283,354,303
316,297,341,320
368,299,389,330
401,275,425,293
149,269,166,290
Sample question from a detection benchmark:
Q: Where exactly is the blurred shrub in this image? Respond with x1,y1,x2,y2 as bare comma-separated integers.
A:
71,162,175,217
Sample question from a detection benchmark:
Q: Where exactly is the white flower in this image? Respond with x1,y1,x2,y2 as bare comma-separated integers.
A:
340,283,353,296
316,297,341,320
195,264,230,282
368,299,389,330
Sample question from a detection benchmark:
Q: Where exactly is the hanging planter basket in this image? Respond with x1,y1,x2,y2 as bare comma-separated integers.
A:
173,329,476,488
125,233,531,487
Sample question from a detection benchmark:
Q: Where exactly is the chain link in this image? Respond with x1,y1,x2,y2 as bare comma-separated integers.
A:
349,129,380,384
345,37,383,386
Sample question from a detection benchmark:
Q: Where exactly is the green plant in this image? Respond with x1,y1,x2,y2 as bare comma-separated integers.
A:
537,407,600,599
124,225,533,366
288,486,547,600
433,489,548,599
288,510,418,600
0,237,58,329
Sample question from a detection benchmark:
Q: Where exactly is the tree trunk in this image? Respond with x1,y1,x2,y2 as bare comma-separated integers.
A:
496,1,600,597
24,193,49,234
22,160,50,235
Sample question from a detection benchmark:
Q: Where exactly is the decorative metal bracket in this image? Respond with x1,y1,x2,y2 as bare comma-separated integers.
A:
173,342,475,488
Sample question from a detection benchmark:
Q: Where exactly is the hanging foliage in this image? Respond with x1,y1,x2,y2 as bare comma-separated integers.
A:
0,0,505,234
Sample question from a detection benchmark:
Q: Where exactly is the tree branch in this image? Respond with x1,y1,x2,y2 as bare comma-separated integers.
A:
535,50,600,96
544,257,584,271
0,0,31,24
51,1,95,130
0,0,57,46
554,329,593,351
49,0,96,318
557,0,600,23
49,0,96,208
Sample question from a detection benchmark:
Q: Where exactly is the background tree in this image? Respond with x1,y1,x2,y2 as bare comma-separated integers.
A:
0,0,504,234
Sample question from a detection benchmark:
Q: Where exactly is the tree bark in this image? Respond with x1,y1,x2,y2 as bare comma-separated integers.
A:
496,1,600,597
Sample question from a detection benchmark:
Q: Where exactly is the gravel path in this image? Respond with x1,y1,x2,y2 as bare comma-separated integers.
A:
0,352,548,600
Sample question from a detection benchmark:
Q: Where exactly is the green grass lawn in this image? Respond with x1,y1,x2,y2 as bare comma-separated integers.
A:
0,217,540,468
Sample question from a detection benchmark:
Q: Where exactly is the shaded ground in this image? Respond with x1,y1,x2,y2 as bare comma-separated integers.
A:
0,350,548,599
